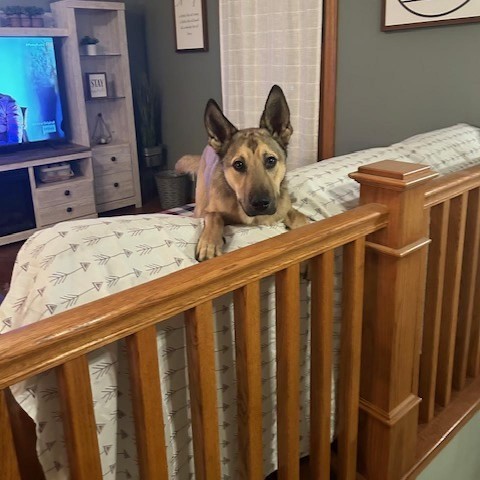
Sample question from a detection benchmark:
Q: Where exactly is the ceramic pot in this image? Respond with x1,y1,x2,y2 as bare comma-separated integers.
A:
84,44,97,56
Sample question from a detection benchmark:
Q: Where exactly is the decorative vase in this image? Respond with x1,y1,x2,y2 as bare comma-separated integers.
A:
20,14,31,27
142,145,164,169
7,15,21,27
31,16,44,27
84,44,97,56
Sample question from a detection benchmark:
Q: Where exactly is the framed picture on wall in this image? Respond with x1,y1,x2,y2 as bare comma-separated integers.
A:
173,0,208,52
86,72,108,99
383,0,480,31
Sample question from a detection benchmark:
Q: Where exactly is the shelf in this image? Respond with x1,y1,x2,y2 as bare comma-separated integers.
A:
92,141,129,151
85,96,125,102
35,175,89,190
80,52,121,57
0,27,69,37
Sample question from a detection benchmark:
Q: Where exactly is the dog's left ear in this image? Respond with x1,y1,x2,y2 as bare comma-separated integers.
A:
259,85,293,149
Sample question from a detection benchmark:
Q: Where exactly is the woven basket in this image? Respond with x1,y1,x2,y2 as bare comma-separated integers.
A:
154,170,188,210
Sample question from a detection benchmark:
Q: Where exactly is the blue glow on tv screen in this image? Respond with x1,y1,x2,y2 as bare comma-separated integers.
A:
0,37,66,148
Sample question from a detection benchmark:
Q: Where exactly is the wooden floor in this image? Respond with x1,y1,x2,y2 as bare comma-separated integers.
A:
0,198,163,296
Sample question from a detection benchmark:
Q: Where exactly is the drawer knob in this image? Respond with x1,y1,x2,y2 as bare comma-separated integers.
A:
111,156,117,162
64,190,71,196
66,207,73,213
114,182,119,188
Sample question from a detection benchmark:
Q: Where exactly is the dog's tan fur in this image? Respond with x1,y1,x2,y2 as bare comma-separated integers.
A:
176,85,308,261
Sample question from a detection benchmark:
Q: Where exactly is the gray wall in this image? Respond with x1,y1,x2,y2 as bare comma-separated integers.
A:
143,0,221,167
4,0,479,165
139,0,480,164
335,1,480,156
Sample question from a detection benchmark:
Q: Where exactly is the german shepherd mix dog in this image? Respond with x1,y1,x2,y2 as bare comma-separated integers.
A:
176,85,309,261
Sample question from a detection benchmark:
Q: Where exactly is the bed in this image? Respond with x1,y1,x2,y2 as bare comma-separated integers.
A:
1,123,480,480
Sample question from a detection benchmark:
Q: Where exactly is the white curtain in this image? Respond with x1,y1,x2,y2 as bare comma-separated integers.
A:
219,0,323,169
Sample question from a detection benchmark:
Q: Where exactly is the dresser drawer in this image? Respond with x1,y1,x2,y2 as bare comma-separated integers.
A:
35,179,95,209
94,171,135,204
36,201,96,227
92,146,132,176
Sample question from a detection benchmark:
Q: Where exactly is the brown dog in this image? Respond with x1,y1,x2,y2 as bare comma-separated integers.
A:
176,85,308,261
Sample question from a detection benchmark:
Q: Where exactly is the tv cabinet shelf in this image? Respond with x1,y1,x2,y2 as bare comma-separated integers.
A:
80,52,121,57
53,0,141,214
0,149,96,247
0,1,142,245
86,96,126,102
0,27,69,37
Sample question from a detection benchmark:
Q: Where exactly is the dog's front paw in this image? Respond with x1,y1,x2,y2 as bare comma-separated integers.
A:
196,238,224,261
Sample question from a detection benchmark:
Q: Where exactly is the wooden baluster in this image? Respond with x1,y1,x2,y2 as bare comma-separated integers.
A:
185,302,221,480
309,250,335,479
126,326,169,479
276,264,301,480
0,389,21,480
436,193,468,406
337,239,365,480
454,188,480,390
468,248,480,377
234,281,263,480
419,202,450,423
56,356,102,480
350,160,437,480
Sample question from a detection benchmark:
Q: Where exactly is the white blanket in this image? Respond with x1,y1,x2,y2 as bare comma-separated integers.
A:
2,123,480,479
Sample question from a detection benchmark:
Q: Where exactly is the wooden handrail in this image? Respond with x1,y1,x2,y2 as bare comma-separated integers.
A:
425,165,480,208
0,203,388,390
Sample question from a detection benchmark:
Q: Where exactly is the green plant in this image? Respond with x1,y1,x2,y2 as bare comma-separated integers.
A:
135,75,160,149
5,6,23,16
25,6,44,17
80,35,99,46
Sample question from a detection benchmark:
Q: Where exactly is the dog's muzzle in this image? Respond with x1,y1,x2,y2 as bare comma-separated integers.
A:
245,196,277,216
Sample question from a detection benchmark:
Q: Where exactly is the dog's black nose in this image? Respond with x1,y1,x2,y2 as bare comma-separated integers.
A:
251,198,271,212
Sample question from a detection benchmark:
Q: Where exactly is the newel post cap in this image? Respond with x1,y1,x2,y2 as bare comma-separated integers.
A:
349,160,438,191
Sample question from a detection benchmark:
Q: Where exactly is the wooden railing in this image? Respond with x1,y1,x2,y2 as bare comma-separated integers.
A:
420,165,480,421
0,201,388,480
403,165,480,478
3,160,479,480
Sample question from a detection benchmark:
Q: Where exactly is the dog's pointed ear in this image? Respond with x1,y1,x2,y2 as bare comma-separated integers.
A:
259,85,293,149
204,99,238,153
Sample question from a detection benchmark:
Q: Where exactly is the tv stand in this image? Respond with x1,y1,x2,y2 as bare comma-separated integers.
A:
0,1,143,245
0,147,96,246
0,143,90,168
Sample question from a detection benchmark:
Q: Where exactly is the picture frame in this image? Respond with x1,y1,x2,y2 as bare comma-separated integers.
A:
86,72,108,99
383,0,480,31
173,0,208,52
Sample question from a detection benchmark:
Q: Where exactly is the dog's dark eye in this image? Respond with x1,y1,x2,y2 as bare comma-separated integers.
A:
233,160,246,172
265,156,277,169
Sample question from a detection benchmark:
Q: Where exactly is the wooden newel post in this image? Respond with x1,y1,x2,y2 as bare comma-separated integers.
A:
350,161,438,480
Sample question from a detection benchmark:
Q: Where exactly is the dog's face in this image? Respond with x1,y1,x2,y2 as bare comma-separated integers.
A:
204,85,293,217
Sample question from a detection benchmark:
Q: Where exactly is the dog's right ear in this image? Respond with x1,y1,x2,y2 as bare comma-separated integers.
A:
204,99,238,153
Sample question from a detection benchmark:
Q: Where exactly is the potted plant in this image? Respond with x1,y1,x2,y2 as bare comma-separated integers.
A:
135,75,164,169
5,6,22,27
134,75,173,202
26,6,44,27
19,7,31,27
80,35,99,55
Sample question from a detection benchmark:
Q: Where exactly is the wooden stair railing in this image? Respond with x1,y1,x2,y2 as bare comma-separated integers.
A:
351,160,438,480
0,201,389,480
405,165,480,479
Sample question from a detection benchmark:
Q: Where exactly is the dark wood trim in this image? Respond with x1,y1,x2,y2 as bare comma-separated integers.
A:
318,0,338,160
403,376,480,480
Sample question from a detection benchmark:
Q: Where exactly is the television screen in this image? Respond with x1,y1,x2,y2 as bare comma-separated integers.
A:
0,37,66,149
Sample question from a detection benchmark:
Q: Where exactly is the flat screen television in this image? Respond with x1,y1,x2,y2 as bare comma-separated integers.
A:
0,36,68,152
